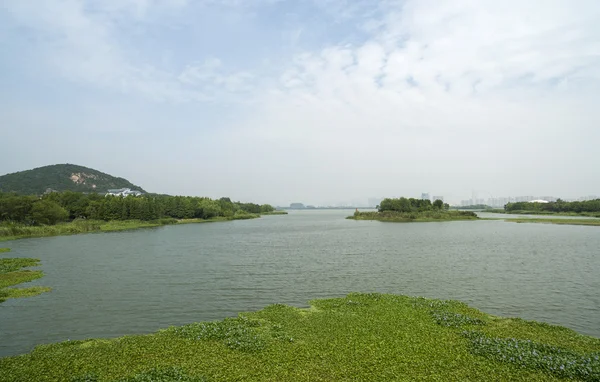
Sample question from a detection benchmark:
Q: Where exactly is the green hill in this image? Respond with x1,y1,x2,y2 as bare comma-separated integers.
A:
0,164,146,195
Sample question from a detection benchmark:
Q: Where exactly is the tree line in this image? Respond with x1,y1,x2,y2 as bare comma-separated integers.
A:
378,197,449,213
504,199,600,213
0,191,275,226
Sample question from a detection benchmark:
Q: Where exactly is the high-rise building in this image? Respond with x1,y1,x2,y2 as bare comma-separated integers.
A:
421,193,430,201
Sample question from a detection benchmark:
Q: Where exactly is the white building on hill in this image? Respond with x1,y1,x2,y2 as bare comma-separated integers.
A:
106,188,143,197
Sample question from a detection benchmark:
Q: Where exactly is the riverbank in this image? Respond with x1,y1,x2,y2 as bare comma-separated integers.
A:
506,218,600,226
1,293,598,381
0,213,264,242
261,210,288,215
0,250,50,303
348,210,478,222
485,209,600,217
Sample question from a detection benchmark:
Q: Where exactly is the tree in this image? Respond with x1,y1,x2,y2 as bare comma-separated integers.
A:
260,204,275,213
197,199,221,219
31,200,69,225
433,199,444,210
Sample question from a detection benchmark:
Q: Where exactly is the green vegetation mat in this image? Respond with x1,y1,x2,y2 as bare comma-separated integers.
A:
485,210,600,217
0,214,262,242
349,210,478,222
0,256,50,303
1,293,598,381
0,248,10,253
506,218,600,226
261,210,289,215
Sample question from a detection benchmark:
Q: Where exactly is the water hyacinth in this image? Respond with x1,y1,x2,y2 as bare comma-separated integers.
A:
431,311,486,328
411,296,452,310
3,293,599,381
169,319,266,352
463,331,600,381
70,367,208,382
166,315,294,352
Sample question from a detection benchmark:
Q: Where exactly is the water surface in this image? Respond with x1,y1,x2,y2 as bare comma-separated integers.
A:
1,210,598,357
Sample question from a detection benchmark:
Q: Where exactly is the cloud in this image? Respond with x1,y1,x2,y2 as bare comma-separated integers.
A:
220,0,600,203
1,0,599,203
2,0,259,102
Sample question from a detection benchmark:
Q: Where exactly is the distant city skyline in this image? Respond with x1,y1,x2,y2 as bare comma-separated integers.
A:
281,193,599,209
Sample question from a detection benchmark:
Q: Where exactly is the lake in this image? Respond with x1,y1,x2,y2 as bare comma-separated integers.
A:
1,210,599,357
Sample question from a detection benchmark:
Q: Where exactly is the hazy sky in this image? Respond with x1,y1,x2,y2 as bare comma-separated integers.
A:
1,0,599,205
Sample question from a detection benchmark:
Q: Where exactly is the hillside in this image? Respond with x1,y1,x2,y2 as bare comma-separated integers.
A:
0,164,146,195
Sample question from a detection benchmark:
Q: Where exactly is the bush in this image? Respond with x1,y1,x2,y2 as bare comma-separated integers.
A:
31,200,69,225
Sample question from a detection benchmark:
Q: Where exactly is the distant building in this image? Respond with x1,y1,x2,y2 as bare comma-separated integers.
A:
421,193,430,201
289,203,305,209
530,199,550,203
106,188,143,197
432,195,444,202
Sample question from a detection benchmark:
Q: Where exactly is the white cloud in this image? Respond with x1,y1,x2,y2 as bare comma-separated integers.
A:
218,0,600,203
2,0,600,203
2,0,258,102
250,0,600,139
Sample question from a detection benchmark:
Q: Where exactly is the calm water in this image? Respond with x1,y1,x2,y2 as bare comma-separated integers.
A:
1,210,599,357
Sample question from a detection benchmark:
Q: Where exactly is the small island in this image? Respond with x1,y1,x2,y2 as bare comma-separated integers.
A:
348,197,478,222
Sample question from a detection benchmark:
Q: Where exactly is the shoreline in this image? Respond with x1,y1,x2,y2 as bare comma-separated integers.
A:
348,210,478,222
505,218,600,226
484,209,600,218
0,214,270,243
1,293,598,381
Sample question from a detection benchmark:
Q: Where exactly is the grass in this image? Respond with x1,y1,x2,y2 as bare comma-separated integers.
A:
348,210,478,222
0,214,262,242
0,255,50,303
261,210,289,215
0,248,9,253
1,293,598,381
505,218,600,226
176,217,232,224
484,209,600,217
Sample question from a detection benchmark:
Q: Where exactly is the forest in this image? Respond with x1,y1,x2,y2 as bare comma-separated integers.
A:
504,199,600,213
378,197,450,212
0,191,275,226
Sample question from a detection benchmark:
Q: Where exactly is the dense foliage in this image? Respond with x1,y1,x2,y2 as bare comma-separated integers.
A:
351,210,478,222
1,293,598,381
378,197,450,212
505,199,600,213
0,164,145,195
0,192,275,225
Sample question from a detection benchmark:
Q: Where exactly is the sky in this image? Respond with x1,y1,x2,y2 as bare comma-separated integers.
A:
1,0,599,206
